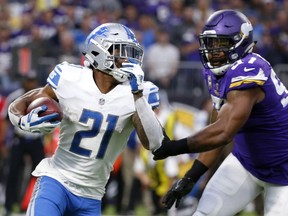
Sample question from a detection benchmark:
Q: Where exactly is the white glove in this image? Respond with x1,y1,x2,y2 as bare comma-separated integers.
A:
19,105,61,133
120,63,144,94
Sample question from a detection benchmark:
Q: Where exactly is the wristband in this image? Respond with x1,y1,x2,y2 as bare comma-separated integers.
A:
184,159,209,182
167,138,190,156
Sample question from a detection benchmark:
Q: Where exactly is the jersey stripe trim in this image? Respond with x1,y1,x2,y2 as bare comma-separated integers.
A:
230,68,268,88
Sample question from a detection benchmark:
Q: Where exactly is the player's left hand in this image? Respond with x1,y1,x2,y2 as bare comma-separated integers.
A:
120,63,144,94
162,177,195,209
20,105,60,133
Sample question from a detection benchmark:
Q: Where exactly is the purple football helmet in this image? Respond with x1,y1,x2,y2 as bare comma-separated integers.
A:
199,10,255,76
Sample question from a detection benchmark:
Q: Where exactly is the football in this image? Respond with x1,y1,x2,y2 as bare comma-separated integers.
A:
26,97,63,121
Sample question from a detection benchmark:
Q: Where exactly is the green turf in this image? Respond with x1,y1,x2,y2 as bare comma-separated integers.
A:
102,205,259,216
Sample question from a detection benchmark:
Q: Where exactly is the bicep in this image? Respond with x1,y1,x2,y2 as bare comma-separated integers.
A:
10,84,57,115
188,88,261,152
218,88,261,137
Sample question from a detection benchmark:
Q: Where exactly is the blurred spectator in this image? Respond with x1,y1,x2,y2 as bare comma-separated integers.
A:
34,9,57,40
145,27,180,90
170,6,204,98
10,12,34,47
88,0,122,15
192,0,214,24
118,4,140,30
55,29,81,64
246,11,265,45
157,0,184,30
138,14,157,51
259,0,279,29
257,31,283,66
2,72,46,216
269,9,288,64
171,6,201,62
0,24,13,93
72,10,94,53
42,19,80,80
88,0,122,24
0,93,8,161
0,93,7,209
11,24,49,86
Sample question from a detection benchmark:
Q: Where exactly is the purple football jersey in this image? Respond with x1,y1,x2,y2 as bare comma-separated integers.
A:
203,53,288,185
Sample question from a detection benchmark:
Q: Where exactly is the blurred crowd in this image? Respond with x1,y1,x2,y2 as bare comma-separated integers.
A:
0,0,288,95
0,0,288,215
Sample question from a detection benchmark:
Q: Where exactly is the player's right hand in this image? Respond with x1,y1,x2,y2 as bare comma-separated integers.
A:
120,63,144,94
19,105,61,133
162,177,195,209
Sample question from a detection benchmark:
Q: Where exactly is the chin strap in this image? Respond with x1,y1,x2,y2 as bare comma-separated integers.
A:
135,97,164,151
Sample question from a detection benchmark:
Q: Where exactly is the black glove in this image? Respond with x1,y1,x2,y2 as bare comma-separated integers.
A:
153,137,190,160
162,160,209,209
162,177,195,209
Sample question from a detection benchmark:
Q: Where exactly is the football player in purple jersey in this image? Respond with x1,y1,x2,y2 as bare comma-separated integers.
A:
153,9,288,216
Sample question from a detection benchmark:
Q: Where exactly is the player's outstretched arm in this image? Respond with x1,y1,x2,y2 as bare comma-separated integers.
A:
153,87,263,160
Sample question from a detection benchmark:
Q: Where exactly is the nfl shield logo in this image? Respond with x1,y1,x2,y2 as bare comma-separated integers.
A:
99,98,105,105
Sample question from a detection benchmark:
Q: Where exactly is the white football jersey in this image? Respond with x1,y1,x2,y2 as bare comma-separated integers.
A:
32,62,159,199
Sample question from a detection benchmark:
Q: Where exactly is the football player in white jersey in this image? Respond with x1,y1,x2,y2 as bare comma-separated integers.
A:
8,23,164,216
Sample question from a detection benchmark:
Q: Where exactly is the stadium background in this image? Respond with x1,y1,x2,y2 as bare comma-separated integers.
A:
0,0,287,215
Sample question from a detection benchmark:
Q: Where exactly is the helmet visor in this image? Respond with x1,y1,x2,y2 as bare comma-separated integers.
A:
110,41,144,65
199,34,232,52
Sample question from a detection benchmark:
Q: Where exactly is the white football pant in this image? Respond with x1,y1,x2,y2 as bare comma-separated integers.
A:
192,153,288,216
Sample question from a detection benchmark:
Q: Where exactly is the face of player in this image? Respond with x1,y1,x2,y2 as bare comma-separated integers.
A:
206,37,230,67
113,48,128,68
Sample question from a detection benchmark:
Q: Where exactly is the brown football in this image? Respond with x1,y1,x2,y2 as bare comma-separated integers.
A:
26,97,63,121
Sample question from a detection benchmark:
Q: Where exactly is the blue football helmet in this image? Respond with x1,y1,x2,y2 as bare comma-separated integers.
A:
82,23,144,82
199,10,255,76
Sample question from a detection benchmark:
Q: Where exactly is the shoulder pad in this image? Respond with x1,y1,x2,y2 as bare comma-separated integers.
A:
47,62,86,89
226,55,269,91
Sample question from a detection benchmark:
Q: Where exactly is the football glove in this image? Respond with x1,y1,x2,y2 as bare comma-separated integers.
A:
162,177,195,209
19,105,61,133
153,138,190,160
120,63,144,94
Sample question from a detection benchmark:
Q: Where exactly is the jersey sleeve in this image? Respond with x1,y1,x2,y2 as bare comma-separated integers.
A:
47,62,67,89
47,61,84,99
226,57,269,93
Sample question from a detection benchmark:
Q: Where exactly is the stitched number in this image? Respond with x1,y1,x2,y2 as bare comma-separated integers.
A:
69,109,119,159
270,69,288,108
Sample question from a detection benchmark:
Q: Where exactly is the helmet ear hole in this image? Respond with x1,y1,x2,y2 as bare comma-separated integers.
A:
84,53,98,68
84,60,91,67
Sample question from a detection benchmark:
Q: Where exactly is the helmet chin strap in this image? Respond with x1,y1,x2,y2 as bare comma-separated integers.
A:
111,68,129,82
210,64,231,76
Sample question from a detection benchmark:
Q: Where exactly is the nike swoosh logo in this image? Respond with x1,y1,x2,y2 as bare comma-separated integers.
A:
244,67,255,72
